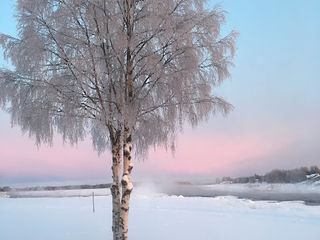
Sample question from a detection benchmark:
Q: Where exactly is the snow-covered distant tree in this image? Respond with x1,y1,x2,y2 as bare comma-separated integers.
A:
0,0,237,239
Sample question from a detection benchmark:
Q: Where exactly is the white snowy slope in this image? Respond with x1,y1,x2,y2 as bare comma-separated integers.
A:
0,192,7,197
1,192,320,240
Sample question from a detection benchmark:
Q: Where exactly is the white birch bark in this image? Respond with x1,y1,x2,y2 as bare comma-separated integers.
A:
119,2,134,238
120,127,134,240
110,131,122,240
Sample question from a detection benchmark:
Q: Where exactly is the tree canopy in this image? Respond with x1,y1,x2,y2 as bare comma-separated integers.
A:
0,0,237,155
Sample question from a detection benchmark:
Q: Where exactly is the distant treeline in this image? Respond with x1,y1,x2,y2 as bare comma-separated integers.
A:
0,183,111,192
218,166,320,184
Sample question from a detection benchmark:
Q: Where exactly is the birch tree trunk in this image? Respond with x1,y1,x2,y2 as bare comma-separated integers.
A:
119,1,134,238
110,131,122,240
120,126,134,240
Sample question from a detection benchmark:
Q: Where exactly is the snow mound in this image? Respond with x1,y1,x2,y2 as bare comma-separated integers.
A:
0,192,8,198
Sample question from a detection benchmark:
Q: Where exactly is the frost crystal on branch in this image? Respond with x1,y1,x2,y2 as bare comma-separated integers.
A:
0,0,237,153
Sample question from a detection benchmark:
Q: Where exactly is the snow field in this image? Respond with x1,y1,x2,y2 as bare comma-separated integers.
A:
1,193,320,240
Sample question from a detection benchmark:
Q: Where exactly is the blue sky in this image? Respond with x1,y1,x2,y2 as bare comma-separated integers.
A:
0,0,319,185
209,0,320,172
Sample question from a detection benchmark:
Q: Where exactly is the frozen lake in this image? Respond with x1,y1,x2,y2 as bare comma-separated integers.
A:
1,191,320,240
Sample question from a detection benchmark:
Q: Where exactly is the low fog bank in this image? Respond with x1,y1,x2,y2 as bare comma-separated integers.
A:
2,181,320,205
158,182,320,205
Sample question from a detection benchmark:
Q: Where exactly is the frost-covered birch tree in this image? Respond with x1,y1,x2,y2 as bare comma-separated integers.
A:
0,0,237,239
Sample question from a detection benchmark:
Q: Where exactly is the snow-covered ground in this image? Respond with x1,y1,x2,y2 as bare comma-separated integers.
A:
1,191,320,240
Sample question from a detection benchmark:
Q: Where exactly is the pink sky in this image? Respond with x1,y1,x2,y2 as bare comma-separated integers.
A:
0,110,307,185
